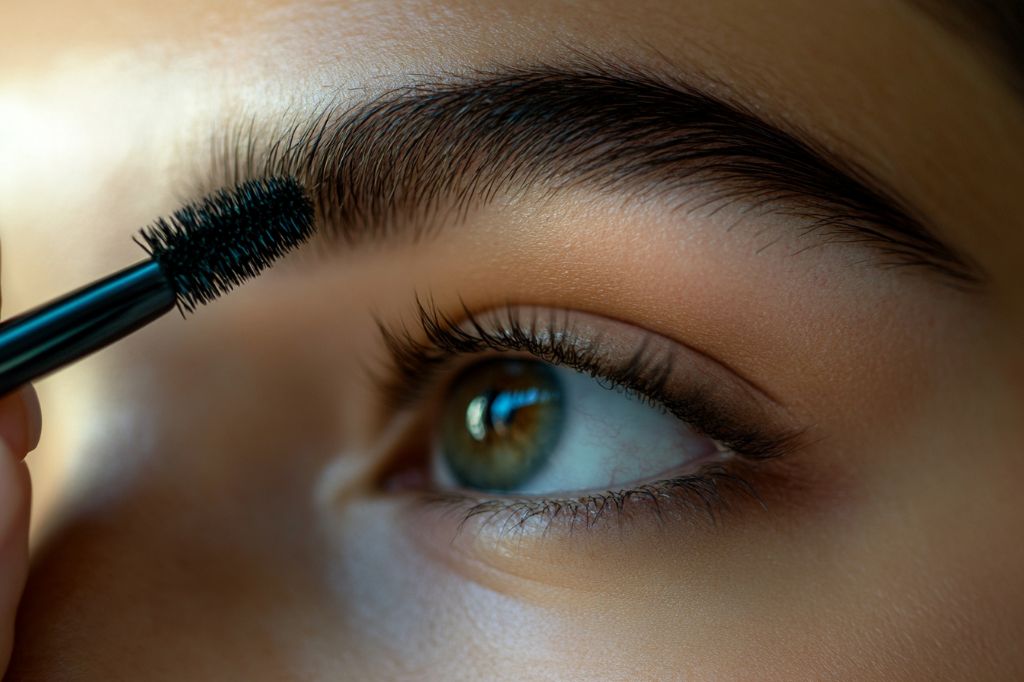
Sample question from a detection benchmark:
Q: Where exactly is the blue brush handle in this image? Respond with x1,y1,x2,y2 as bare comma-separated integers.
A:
0,260,176,395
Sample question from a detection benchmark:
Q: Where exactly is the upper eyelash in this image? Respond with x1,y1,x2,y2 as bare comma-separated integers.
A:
377,299,604,409
374,299,802,460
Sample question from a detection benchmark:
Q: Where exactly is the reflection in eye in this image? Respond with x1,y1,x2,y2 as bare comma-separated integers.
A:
435,357,723,495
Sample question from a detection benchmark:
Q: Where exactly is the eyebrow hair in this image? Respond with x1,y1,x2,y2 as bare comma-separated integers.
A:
213,61,982,287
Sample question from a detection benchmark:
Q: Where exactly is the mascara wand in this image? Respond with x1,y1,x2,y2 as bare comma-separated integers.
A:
0,177,315,396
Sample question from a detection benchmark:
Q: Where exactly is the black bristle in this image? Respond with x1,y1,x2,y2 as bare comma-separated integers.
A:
135,177,315,313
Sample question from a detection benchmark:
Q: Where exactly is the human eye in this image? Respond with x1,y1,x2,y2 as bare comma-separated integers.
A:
374,303,805,537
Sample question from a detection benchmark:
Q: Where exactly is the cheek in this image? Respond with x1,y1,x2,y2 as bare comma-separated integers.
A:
321,491,782,679
316,499,573,674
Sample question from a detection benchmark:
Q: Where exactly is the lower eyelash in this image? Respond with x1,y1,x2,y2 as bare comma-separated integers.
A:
417,462,766,539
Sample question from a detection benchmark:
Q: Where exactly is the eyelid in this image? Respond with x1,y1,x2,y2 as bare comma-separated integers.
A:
373,300,805,460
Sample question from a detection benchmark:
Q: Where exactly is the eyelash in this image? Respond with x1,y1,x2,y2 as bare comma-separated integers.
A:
420,463,766,537
375,300,797,534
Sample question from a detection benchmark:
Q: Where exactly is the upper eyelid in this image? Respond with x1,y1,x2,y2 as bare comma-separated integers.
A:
206,59,981,287
378,299,788,408
373,301,805,459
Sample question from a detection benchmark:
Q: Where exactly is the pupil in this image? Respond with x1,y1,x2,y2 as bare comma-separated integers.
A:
440,358,565,492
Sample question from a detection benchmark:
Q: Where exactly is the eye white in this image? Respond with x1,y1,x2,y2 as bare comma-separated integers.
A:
434,363,721,495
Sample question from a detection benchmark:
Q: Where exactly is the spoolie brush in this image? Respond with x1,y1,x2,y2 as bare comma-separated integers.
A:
0,177,315,396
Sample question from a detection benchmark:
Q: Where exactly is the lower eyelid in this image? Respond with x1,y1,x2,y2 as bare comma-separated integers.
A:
370,457,829,610
419,458,762,532
385,463,788,594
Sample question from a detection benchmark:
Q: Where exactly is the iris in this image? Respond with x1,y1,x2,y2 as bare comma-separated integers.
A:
439,358,565,492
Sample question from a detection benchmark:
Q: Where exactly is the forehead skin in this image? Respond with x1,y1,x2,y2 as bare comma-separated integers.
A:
2,0,1023,680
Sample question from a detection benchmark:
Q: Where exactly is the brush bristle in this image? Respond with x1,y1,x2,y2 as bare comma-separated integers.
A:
136,177,315,313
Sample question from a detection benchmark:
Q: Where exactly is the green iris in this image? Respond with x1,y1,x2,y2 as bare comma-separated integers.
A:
439,358,566,492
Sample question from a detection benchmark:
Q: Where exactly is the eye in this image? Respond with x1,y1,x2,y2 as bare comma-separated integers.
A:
435,357,724,495
375,303,804,534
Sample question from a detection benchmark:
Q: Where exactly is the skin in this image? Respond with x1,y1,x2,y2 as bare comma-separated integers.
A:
1,0,1023,678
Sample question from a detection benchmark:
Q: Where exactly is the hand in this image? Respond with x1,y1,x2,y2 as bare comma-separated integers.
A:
0,255,42,673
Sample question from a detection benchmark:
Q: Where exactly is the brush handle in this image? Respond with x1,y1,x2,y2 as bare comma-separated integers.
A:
0,260,176,395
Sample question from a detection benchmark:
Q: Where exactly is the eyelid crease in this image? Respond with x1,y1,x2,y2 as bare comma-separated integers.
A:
208,56,982,287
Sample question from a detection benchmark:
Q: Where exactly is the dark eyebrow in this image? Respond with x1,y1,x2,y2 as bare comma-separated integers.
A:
213,61,982,288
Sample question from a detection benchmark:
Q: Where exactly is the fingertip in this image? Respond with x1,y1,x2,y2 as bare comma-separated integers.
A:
19,386,41,454
0,386,41,460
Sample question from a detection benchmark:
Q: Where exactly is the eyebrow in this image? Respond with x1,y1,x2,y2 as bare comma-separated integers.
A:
212,61,982,287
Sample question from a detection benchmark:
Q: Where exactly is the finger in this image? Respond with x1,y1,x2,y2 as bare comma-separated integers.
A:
0,439,31,673
0,240,35,674
0,386,42,459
